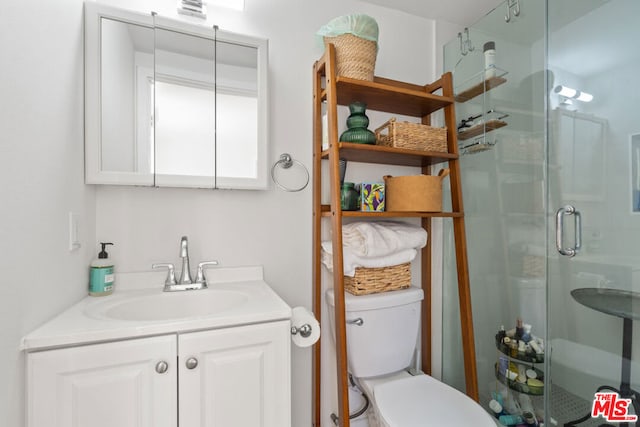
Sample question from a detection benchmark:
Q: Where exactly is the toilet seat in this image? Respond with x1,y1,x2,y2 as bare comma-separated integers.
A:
373,375,496,426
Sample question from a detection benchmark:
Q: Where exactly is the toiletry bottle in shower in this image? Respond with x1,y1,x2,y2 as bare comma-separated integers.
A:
522,323,532,343
523,411,539,426
497,324,506,342
515,317,524,341
499,414,524,426
489,399,506,418
484,41,496,79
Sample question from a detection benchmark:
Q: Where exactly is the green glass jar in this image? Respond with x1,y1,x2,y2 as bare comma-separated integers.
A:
340,102,376,144
340,182,359,211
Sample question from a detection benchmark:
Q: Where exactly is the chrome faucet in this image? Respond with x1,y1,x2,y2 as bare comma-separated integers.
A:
152,236,218,292
179,236,193,285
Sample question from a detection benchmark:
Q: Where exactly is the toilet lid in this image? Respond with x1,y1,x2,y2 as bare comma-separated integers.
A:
374,375,496,427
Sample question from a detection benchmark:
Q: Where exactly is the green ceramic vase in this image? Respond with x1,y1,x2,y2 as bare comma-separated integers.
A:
340,182,359,211
340,102,376,144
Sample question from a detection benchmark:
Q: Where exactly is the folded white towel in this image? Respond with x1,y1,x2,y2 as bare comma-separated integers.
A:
341,221,427,257
513,243,546,257
523,244,546,257
321,242,417,277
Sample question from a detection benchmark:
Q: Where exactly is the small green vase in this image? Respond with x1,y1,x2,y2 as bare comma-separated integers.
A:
340,182,359,211
340,102,376,144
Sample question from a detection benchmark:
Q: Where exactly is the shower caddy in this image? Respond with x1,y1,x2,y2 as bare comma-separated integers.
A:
312,42,478,427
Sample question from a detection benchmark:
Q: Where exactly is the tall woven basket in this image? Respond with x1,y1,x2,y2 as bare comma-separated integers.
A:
324,33,377,81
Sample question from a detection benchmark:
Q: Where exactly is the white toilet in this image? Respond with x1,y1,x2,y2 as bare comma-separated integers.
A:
327,287,496,427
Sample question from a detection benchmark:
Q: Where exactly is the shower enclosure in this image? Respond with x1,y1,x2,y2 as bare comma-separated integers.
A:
443,0,640,425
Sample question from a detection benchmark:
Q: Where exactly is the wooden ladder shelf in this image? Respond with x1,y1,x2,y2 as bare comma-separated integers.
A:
312,44,478,427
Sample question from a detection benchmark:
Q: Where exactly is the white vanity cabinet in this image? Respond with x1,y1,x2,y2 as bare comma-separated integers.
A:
179,321,291,426
26,321,291,427
26,335,177,427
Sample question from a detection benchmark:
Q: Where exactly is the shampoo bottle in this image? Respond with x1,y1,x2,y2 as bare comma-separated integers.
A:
484,41,496,79
89,242,114,296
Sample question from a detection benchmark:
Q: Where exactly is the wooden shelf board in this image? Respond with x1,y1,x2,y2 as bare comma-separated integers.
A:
455,76,507,103
320,206,463,218
321,142,458,167
458,119,507,141
320,77,454,117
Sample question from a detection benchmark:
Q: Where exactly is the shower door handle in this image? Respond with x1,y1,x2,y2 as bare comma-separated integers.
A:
556,205,582,257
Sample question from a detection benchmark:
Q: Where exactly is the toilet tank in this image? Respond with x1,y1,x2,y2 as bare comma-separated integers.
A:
326,287,424,378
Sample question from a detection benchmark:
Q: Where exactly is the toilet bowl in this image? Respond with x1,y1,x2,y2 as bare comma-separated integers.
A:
363,373,495,426
327,287,496,427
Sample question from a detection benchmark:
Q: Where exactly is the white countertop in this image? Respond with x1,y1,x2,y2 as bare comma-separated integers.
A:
22,266,291,351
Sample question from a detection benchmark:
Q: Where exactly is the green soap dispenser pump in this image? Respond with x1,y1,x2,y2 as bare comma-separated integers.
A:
89,242,114,296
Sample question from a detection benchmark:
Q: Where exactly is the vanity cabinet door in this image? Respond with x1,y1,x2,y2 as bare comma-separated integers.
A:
178,320,291,427
26,335,177,427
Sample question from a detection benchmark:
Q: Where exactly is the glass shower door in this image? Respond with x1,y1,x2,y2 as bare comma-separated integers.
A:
547,0,640,425
441,0,547,418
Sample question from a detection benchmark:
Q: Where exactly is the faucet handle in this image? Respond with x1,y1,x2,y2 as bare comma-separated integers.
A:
180,236,188,258
152,263,178,286
195,261,219,285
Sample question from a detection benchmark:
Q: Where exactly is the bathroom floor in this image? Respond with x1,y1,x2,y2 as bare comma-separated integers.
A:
549,384,601,427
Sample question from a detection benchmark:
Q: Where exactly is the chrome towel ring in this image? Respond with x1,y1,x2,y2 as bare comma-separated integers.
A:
271,153,309,192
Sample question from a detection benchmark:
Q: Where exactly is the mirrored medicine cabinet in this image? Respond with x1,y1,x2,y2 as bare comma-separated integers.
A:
85,3,268,189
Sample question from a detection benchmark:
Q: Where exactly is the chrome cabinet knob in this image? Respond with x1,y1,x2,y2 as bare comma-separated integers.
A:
185,357,198,370
155,361,169,374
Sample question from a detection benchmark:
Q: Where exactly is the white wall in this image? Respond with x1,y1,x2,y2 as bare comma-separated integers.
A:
0,1,96,426
93,0,437,425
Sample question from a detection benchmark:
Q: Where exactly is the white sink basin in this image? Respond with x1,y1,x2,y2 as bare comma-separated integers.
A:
89,289,249,321
22,267,293,351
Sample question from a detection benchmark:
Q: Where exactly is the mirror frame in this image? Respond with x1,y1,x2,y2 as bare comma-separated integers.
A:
84,3,269,189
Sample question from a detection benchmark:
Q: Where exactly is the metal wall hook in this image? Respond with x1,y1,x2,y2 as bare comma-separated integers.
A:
505,0,521,22
464,28,475,53
279,153,294,168
458,32,468,56
270,153,309,192
458,28,475,56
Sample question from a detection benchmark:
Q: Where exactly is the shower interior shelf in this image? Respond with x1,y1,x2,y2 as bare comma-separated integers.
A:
495,334,545,363
459,137,497,155
458,119,507,140
494,332,545,396
454,68,508,103
494,361,545,396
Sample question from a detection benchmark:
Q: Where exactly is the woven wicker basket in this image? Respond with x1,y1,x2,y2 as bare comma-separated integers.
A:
324,33,377,81
375,118,448,152
522,255,545,277
344,262,411,295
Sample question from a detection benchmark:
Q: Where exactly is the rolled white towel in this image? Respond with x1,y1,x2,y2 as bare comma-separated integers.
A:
321,241,418,277
341,221,427,257
523,244,546,257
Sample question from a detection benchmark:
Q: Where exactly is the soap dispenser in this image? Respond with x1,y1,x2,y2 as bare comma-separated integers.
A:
89,242,114,296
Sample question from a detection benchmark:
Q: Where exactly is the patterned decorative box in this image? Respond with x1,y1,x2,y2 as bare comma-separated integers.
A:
360,182,385,211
